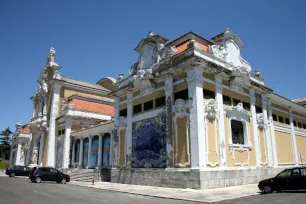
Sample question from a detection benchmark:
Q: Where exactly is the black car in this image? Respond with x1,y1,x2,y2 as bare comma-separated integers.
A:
6,165,32,177
258,167,306,193
29,167,70,184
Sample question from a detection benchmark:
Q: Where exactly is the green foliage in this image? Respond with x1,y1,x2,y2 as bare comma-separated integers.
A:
0,159,8,170
0,127,13,150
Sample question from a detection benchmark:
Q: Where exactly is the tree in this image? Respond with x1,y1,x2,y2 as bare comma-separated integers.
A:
0,127,13,151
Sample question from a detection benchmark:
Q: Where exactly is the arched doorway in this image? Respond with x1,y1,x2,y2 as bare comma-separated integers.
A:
83,138,89,168
89,136,99,168
102,133,111,168
75,139,80,164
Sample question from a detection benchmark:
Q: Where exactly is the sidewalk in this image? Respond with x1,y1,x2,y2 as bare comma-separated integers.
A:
69,181,260,203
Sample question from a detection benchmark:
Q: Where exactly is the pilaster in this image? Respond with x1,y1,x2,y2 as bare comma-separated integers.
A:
289,108,299,165
249,89,261,166
126,92,133,167
46,83,61,167
15,142,22,165
62,119,72,169
165,75,174,168
261,95,273,166
38,132,45,166
113,97,120,167
215,75,227,167
187,67,206,168
267,99,278,166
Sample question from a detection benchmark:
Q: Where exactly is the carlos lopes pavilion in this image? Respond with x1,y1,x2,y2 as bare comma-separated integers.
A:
10,29,306,189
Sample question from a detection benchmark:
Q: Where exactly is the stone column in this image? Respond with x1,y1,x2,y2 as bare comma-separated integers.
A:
113,97,120,167
31,97,36,118
38,132,45,166
126,92,133,167
30,136,39,166
215,75,227,167
79,138,84,168
62,119,73,169
15,142,22,165
289,108,299,165
71,139,75,168
109,132,113,168
97,135,103,168
46,83,61,167
87,136,92,168
250,89,261,166
267,99,278,166
164,75,174,168
187,67,206,168
262,95,273,166
38,98,43,116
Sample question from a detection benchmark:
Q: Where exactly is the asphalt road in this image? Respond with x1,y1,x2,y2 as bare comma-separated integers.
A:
0,176,306,204
0,177,196,204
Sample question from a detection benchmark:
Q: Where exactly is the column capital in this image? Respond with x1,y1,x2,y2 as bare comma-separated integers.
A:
65,119,73,128
127,92,133,104
215,76,223,93
114,97,120,107
187,71,204,87
52,82,62,94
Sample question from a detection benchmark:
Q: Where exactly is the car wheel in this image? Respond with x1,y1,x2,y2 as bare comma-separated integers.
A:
35,177,42,183
10,173,15,177
263,184,273,194
61,178,66,184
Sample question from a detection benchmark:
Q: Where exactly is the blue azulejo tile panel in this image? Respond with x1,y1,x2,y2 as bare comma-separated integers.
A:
132,114,166,168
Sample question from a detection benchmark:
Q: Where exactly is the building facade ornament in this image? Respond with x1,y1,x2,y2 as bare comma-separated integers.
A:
205,99,218,119
173,99,188,118
256,113,265,129
209,28,251,73
133,68,155,95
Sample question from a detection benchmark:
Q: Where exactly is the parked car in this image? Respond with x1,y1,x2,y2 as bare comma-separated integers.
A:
6,165,32,177
258,167,306,193
29,167,70,184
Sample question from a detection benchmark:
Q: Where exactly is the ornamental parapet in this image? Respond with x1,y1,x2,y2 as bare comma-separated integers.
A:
29,114,48,132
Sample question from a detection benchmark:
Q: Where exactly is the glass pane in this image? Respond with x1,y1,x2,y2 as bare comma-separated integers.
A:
231,120,244,145
277,170,291,178
292,169,300,176
301,168,306,176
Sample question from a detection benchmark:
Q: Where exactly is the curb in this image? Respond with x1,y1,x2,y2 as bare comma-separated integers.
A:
68,182,260,203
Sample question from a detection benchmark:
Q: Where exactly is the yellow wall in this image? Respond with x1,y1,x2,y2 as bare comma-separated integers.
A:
296,135,306,164
275,131,294,164
224,115,256,167
175,116,190,167
259,128,267,165
207,119,219,167
119,129,126,166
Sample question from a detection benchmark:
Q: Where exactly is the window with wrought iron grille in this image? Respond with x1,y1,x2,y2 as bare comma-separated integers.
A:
231,120,245,145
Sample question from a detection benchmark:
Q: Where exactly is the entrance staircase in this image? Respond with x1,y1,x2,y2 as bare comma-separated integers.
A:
69,169,95,182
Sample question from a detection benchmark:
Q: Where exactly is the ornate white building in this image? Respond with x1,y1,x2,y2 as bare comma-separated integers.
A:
111,29,306,189
10,29,306,189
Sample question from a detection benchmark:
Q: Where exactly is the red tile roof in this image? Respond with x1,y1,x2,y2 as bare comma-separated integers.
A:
69,99,114,116
22,125,29,134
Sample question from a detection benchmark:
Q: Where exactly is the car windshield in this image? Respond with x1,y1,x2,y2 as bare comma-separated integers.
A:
276,170,291,178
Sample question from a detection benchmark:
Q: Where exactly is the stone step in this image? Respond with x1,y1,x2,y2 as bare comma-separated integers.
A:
70,174,94,180
69,171,95,177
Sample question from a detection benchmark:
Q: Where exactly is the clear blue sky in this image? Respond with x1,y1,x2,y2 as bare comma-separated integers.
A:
1,0,305,132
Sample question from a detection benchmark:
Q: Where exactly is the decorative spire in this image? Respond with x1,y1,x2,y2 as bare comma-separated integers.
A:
47,47,56,63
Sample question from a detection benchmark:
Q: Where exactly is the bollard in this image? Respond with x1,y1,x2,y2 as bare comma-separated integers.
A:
92,177,95,185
